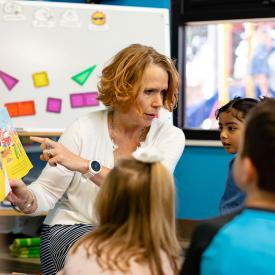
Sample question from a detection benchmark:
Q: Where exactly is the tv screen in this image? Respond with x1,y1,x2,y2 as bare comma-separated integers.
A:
185,0,256,7
180,19,275,131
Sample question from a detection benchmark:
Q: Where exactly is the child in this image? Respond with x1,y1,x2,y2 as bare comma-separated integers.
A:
201,98,275,274
57,147,180,275
216,97,258,215
180,98,275,275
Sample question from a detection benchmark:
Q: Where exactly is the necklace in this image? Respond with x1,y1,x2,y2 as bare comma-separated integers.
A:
109,111,147,151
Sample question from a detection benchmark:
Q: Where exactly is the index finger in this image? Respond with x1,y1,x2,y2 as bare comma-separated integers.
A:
30,136,55,148
30,136,45,144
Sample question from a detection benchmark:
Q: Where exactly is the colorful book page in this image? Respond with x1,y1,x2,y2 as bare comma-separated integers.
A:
0,156,10,201
0,108,33,181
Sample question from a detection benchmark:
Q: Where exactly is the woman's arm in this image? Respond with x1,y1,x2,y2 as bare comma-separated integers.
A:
30,136,110,187
84,166,110,187
6,179,38,214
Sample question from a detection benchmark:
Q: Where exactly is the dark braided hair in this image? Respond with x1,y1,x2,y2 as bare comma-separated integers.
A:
215,97,259,121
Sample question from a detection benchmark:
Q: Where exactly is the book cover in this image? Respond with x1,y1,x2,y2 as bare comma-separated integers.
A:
0,108,33,201
11,237,40,248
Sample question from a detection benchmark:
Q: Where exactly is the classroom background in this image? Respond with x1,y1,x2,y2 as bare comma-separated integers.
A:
0,0,232,221
22,0,232,220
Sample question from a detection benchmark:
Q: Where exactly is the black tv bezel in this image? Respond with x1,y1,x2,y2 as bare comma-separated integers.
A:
170,0,275,141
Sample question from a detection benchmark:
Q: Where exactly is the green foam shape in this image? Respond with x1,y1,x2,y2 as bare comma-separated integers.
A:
71,65,97,86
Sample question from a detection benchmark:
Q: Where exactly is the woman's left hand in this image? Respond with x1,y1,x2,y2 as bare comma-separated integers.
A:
30,136,89,173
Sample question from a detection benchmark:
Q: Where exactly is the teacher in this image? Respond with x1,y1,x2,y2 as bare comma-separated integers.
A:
6,44,185,275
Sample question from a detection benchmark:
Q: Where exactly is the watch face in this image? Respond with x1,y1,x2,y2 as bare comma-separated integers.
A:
91,160,101,172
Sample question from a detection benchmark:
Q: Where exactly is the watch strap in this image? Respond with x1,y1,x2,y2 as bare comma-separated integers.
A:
83,160,101,178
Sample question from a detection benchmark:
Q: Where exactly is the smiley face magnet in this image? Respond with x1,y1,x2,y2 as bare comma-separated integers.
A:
91,11,106,25
89,10,109,31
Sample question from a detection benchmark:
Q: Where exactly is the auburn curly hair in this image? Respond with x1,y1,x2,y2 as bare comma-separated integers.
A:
97,44,180,112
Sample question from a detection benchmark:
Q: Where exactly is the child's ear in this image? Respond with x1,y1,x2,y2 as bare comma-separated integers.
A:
243,158,258,186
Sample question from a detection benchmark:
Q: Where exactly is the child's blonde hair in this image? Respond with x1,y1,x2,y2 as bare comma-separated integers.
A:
72,157,180,275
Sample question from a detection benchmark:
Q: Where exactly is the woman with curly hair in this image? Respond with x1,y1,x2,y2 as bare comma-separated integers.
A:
7,44,185,274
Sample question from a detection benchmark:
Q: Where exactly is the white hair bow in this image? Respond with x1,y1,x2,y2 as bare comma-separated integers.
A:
132,146,164,163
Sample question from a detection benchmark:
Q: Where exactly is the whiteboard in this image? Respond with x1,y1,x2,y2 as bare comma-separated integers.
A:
0,0,170,133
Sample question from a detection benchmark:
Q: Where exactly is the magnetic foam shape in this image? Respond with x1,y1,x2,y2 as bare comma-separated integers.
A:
82,92,99,106
5,101,35,117
0,70,19,91
70,92,99,108
19,101,35,116
5,103,19,117
71,65,96,86
47,97,62,113
32,71,49,88
70,93,84,108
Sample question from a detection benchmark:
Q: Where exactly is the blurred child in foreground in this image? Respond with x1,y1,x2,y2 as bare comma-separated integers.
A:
58,147,180,275
181,98,275,275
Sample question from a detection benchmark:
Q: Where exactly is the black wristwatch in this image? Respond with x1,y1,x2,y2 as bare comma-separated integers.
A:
84,160,101,178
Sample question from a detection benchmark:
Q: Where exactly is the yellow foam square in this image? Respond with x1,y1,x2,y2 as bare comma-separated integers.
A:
32,71,49,88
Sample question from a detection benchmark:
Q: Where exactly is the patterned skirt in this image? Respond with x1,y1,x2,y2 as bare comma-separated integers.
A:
40,223,95,275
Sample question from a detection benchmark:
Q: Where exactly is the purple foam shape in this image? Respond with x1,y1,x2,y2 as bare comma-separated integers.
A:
70,93,84,108
0,70,19,91
83,92,99,107
47,97,62,113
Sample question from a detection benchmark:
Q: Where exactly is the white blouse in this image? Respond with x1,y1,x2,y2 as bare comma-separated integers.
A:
28,110,185,225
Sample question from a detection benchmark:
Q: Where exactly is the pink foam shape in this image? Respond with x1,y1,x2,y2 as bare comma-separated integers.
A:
0,70,19,91
83,92,99,106
47,98,62,113
70,94,84,108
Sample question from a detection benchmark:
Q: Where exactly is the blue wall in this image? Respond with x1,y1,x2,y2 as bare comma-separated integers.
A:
97,0,169,8
44,0,170,8
174,146,233,219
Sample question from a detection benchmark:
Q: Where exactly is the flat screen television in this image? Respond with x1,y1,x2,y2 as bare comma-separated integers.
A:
173,17,275,140
171,0,275,141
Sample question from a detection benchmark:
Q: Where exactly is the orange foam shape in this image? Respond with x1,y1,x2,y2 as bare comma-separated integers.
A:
5,101,35,117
